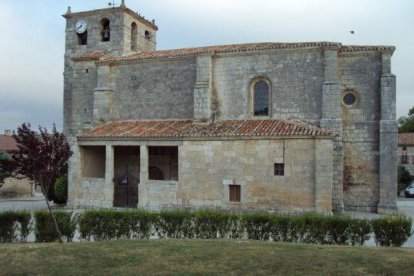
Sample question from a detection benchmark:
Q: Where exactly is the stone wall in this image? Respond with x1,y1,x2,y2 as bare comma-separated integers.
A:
338,52,382,212
213,49,324,120
110,59,196,120
72,138,333,214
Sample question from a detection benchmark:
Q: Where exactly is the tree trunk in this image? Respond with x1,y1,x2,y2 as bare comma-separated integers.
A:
40,178,64,243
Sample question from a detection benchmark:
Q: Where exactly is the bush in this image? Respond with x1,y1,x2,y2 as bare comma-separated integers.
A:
54,176,68,205
79,209,156,241
372,214,413,247
0,210,31,242
34,210,77,242
193,209,241,239
241,212,273,241
155,209,193,239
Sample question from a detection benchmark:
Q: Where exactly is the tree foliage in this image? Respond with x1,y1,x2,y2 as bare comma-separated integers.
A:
398,107,414,133
11,123,71,198
0,151,13,186
10,123,72,242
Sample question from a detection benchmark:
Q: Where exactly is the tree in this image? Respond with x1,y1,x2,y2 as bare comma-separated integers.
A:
10,123,72,243
398,107,414,133
0,151,12,187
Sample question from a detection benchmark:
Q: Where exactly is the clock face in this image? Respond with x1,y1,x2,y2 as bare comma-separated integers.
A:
75,20,87,34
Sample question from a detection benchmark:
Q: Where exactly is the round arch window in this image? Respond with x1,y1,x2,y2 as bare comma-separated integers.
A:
253,80,269,116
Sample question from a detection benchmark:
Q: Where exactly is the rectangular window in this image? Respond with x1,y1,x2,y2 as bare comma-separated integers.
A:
274,163,285,176
148,146,178,181
229,185,241,202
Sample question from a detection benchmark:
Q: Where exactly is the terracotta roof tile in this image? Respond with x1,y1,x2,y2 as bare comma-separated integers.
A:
71,51,107,61
79,119,333,140
399,133,414,146
0,135,18,152
97,42,340,64
71,42,395,64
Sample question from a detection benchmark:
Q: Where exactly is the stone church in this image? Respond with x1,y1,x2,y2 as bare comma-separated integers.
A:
63,1,398,214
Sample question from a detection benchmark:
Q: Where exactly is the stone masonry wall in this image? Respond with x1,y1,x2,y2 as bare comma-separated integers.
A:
175,138,332,214
213,48,324,121
110,59,196,120
64,61,97,135
72,138,333,214
338,52,382,212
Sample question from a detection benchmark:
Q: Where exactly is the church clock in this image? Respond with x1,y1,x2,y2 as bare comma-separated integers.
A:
75,20,87,34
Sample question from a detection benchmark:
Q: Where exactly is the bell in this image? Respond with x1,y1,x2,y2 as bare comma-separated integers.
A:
103,30,110,40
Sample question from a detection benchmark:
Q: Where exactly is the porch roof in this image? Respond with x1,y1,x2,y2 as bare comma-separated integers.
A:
78,119,334,140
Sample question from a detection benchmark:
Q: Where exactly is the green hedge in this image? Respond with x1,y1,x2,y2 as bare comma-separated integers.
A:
0,209,412,247
0,210,31,242
34,210,78,242
372,214,413,247
78,210,410,247
79,209,156,241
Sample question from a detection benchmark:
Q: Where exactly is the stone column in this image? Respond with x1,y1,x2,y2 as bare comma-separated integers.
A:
103,144,114,208
314,139,334,214
138,145,149,208
378,50,398,215
320,46,344,212
66,136,79,208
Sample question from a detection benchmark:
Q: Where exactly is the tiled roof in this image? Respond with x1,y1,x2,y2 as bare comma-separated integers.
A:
399,133,414,146
69,42,395,64
97,42,340,64
0,135,18,152
71,51,107,61
78,119,333,140
339,45,395,53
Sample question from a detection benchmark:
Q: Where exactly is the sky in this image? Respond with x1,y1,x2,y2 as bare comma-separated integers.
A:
0,0,413,132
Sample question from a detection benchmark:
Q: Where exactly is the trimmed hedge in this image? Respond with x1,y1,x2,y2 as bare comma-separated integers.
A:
372,214,413,247
34,210,78,242
0,210,31,242
0,209,412,247
79,209,157,241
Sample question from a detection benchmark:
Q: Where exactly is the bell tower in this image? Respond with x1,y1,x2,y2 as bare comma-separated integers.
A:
62,0,158,57
62,1,158,136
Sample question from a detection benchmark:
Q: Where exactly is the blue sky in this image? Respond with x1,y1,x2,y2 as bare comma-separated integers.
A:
0,0,413,132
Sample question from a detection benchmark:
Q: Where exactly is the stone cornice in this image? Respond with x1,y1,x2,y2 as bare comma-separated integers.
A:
62,7,158,31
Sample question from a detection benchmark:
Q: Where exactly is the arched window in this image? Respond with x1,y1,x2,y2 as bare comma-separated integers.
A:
145,30,151,40
252,79,270,116
77,31,87,45
101,18,110,42
131,22,137,51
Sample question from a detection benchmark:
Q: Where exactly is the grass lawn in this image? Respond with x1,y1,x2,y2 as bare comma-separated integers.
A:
1,239,414,275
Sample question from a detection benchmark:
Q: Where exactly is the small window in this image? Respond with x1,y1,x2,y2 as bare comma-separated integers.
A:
145,30,151,40
131,22,138,51
101,18,110,42
77,31,87,45
402,145,407,151
252,79,270,116
274,163,284,176
342,90,358,106
229,185,241,202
